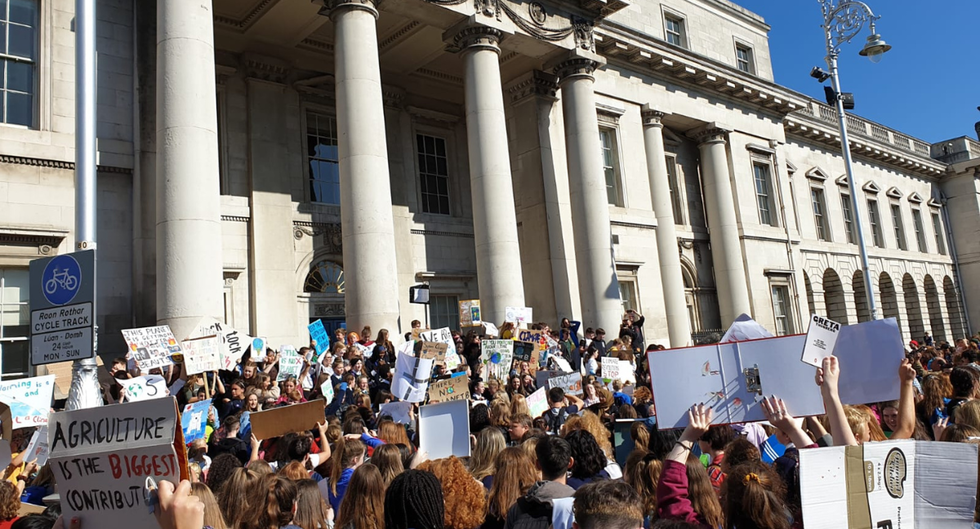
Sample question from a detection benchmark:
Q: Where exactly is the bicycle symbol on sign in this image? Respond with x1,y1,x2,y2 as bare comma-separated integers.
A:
45,267,79,295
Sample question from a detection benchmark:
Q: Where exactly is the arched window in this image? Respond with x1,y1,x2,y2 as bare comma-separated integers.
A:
304,261,345,294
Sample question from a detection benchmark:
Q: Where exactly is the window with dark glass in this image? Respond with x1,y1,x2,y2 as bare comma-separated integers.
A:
754,162,777,227
840,194,856,244
811,188,830,241
416,134,451,215
1,0,38,127
306,111,340,205
867,199,884,248
912,209,927,253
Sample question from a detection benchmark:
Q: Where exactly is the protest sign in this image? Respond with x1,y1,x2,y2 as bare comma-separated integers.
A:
277,346,303,382
396,339,416,358
24,425,49,466
251,337,267,355
482,322,499,337
188,316,223,340
601,357,621,382
122,325,179,371
482,339,513,381
801,315,841,367
549,372,583,396
551,357,573,374
515,329,544,349
0,375,55,428
393,353,434,403
800,440,977,529
536,370,562,390
249,400,326,440
720,313,774,343
419,328,460,370
411,328,428,341
525,387,549,418
181,400,211,443
420,342,449,364
427,376,470,404
181,335,221,375
379,401,413,424
119,375,169,402
351,342,372,360
649,318,904,428
320,379,335,403
512,341,540,375
49,397,185,528
459,300,481,327
308,320,330,358
219,327,251,371
619,360,636,384
419,399,470,459
505,307,532,327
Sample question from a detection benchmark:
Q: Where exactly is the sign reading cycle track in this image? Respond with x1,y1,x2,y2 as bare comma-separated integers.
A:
29,250,96,366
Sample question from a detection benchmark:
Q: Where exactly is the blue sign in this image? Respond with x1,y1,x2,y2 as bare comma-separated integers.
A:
181,400,212,443
41,254,81,306
308,320,330,358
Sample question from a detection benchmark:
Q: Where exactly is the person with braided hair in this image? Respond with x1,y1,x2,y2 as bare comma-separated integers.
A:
722,461,792,529
384,469,445,529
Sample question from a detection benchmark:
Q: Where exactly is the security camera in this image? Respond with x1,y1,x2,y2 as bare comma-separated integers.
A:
810,66,832,83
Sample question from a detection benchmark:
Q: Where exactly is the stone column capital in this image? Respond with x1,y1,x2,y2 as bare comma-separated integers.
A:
641,105,667,128
316,0,379,19
548,48,606,85
444,19,505,54
507,70,560,104
691,122,734,146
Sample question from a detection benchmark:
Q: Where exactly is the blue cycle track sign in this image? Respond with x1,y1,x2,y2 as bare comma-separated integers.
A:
29,250,96,366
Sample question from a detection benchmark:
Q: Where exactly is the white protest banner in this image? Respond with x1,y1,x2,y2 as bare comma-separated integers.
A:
277,346,303,382
49,397,184,528
801,315,841,367
393,353,434,403
482,340,513,381
181,335,221,375
119,375,169,403
396,339,416,358
482,322,499,338
351,342,372,360
0,375,56,428
121,325,179,371
601,357,621,382
551,357,573,374
379,401,413,425
419,399,470,459
800,440,978,529
187,316,223,340
320,378,335,403
419,328,460,370
525,387,549,418
548,372,583,396
219,327,251,371
505,307,533,327
619,360,636,384
24,425,49,466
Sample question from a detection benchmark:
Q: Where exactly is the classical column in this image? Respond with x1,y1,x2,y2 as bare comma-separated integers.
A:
448,22,525,324
552,50,622,334
641,107,690,347
694,125,751,327
155,0,224,341
327,0,400,332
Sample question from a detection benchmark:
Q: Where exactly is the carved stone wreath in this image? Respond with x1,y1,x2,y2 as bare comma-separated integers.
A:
528,2,546,25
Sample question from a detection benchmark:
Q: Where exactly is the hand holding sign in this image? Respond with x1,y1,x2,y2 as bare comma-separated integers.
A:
801,315,841,367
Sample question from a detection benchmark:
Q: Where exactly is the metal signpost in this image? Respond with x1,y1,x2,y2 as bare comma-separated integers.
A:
29,250,97,366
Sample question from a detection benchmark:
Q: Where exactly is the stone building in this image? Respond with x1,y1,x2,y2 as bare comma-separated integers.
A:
1,0,977,381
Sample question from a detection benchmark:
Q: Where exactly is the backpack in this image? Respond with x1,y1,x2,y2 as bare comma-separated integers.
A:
509,496,554,529
546,407,569,433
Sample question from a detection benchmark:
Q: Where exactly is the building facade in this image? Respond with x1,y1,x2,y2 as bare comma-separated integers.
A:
1,0,977,384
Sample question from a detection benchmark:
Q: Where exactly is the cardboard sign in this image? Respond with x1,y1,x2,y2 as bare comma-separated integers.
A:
549,372,583,396
482,340,513,381
427,376,470,404
249,400,326,440
420,342,449,364
122,325,179,371
308,320,330,358
601,357,621,381
649,318,905,428
181,335,221,375
379,401,413,424
393,353,433,403
514,329,544,349
119,375,169,402
505,307,533,327
525,387,549,418
411,328,428,341
459,300,481,327
800,440,978,529
180,400,211,443
24,425,49,466
277,347,303,383
0,375,55,428
49,397,184,528
419,399,470,459
419,328,460,370
801,315,841,367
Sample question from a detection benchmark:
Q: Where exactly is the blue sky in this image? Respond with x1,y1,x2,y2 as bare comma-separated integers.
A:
733,0,979,143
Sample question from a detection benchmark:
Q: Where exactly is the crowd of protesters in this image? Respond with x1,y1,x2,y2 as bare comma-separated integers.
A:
4,310,980,529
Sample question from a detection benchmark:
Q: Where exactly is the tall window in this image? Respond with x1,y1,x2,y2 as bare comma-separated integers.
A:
753,162,776,227
619,280,639,314
1,0,37,126
417,134,451,215
599,127,623,206
867,199,884,248
430,295,460,331
666,155,685,223
664,15,685,47
771,285,792,336
932,213,946,255
735,44,754,74
890,204,907,250
306,111,340,205
0,269,29,380
811,188,830,241
911,209,927,253
840,194,856,244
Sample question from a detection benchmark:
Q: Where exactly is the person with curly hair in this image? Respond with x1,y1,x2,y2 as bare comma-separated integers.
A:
563,430,609,490
0,481,21,528
384,469,445,529
418,457,487,529
336,464,384,529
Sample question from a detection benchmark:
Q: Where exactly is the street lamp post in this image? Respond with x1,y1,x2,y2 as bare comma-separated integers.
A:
819,0,892,320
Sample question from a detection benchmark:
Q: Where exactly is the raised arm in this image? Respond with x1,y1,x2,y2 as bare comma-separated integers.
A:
816,356,857,446
762,396,813,448
891,359,917,440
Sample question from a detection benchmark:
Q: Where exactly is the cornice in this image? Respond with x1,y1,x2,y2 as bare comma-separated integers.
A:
213,0,281,32
506,70,560,104
0,155,132,174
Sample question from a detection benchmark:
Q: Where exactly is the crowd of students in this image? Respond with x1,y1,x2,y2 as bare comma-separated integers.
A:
3,313,980,529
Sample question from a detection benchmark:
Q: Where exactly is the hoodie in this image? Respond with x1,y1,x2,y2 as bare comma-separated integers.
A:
503,480,576,529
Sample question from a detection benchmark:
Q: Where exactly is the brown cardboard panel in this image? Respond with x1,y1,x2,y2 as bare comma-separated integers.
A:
250,400,326,440
427,376,470,404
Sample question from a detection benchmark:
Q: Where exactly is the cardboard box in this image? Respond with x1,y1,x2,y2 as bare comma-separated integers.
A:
249,400,325,440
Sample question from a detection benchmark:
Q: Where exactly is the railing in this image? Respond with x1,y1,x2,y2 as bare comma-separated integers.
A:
797,100,936,160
